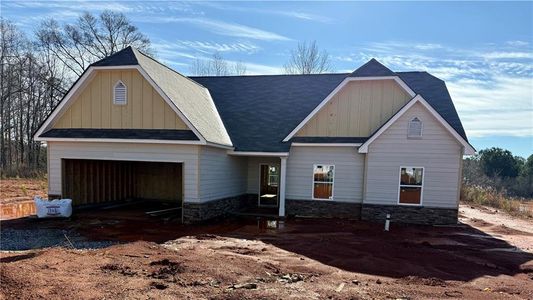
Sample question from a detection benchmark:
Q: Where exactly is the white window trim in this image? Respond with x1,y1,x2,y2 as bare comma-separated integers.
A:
407,117,423,139
312,164,335,200
397,166,424,206
113,80,127,105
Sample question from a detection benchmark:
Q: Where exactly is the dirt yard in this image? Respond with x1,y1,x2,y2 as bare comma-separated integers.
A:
0,206,532,299
1,179,533,299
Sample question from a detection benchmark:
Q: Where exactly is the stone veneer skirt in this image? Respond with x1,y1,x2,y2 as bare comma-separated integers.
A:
286,199,361,219
361,204,458,225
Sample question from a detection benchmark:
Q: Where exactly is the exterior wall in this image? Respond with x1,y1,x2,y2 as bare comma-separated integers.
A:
246,156,280,194
53,69,189,130
364,102,463,209
198,146,247,202
286,146,365,203
296,80,411,137
47,141,200,202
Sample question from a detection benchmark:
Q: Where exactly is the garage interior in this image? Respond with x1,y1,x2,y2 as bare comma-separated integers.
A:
61,159,182,209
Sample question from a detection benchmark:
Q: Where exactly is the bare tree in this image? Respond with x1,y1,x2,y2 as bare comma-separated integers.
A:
233,60,247,75
1,19,68,176
1,11,152,177
189,52,247,76
36,10,151,77
284,40,332,74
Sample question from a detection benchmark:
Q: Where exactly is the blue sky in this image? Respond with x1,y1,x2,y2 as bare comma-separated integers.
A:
3,1,533,157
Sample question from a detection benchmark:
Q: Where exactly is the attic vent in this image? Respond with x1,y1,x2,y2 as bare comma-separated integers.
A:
113,81,127,105
407,117,422,138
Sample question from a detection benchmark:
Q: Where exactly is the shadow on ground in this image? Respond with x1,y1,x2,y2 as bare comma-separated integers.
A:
1,203,532,282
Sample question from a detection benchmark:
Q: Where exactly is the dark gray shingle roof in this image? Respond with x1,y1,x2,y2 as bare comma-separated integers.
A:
350,58,396,77
192,72,467,152
41,129,199,140
54,49,467,152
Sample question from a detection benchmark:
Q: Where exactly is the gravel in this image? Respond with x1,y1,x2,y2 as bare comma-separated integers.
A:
0,227,115,251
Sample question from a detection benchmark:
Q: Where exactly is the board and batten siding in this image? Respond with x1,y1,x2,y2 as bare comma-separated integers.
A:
53,69,189,130
198,146,247,201
286,146,365,203
364,102,463,208
296,79,411,137
47,142,200,202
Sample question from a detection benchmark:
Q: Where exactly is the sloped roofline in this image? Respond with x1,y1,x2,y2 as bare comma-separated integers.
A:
358,94,476,155
282,76,416,142
33,65,207,145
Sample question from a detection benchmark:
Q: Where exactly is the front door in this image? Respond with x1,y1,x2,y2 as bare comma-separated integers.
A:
258,164,279,207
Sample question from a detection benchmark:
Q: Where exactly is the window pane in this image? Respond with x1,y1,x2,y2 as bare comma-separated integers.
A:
400,167,423,185
314,165,334,182
399,186,422,204
314,183,333,199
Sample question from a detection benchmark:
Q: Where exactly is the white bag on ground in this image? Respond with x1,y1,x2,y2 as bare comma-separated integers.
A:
34,197,72,218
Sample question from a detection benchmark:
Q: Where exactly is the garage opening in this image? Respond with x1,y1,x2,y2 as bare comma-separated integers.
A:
61,159,182,207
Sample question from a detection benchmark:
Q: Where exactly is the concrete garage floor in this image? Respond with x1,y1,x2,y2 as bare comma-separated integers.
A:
1,204,533,299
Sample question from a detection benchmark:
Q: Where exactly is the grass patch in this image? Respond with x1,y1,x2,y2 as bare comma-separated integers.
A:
461,184,533,218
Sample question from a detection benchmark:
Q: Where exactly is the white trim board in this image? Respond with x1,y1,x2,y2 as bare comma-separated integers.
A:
357,94,476,155
37,137,205,145
283,76,416,142
291,143,362,147
227,151,289,157
33,65,208,145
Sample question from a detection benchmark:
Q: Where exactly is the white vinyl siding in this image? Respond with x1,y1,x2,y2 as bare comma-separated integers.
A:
47,141,200,202
365,102,462,208
246,157,280,194
286,146,364,203
198,146,247,201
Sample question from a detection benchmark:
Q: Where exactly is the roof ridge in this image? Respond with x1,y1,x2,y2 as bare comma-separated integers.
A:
190,73,351,79
131,47,210,90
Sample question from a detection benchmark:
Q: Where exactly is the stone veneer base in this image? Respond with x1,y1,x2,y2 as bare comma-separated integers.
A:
182,194,256,224
361,204,458,225
286,199,361,219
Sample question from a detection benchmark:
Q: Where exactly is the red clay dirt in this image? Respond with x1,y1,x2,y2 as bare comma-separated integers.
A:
0,178,46,220
1,204,533,299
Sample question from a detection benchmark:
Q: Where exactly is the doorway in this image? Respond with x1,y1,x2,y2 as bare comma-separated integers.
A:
258,164,279,207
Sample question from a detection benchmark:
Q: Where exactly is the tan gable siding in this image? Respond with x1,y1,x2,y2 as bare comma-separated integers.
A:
53,69,189,130
296,79,412,137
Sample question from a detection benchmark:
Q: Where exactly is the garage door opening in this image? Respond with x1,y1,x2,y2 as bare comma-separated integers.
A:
61,159,182,207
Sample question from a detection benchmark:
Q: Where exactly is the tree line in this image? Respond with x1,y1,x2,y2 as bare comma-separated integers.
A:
1,11,333,177
463,147,533,199
1,12,151,177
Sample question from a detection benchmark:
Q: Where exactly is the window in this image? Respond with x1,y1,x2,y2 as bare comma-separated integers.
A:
267,166,279,187
407,117,422,138
113,81,127,105
313,164,334,200
399,167,423,205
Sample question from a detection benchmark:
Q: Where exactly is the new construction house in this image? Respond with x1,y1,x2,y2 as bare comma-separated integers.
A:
34,47,475,224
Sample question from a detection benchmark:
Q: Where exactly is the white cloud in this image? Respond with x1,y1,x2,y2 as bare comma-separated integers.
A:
338,41,533,138
140,17,291,41
193,2,332,23
170,40,260,54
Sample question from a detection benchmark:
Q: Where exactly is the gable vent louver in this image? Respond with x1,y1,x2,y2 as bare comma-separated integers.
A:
408,117,422,138
113,81,127,105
